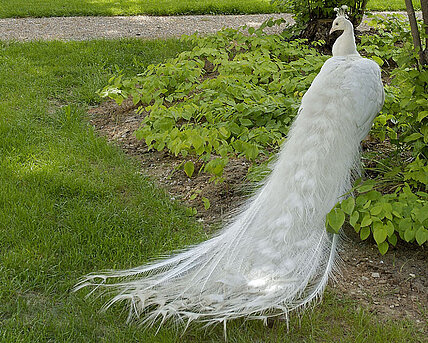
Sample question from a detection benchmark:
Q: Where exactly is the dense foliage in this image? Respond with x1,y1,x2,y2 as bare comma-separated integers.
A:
101,19,327,180
271,0,368,26
99,16,427,253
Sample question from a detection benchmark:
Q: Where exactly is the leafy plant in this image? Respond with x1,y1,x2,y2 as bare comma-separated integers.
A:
99,22,327,181
327,181,428,255
273,0,368,24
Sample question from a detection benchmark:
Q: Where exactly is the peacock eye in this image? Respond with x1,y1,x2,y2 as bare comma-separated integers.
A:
335,23,338,25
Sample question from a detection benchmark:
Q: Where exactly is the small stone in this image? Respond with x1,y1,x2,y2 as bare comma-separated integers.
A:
409,273,416,278
389,304,395,308
402,294,407,298
371,272,380,278
373,301,380,305
379,280,387,284
361,276,369,281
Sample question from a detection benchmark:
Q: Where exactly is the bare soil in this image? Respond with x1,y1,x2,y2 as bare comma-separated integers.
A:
88,99,427,332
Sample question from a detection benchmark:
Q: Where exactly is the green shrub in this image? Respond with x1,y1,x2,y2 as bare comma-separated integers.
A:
99,21,327,180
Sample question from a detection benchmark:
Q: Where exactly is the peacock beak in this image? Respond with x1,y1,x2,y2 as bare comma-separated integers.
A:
329,27,335,35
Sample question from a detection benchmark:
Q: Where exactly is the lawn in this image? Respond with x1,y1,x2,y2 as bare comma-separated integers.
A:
0,0,421,18
0,37,424,342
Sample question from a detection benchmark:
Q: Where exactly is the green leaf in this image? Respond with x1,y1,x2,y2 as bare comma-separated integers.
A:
382,202,393,220
388,233,398,246
239,118,253,127
153,117,175,131
184,161,195,178
349,211,359,227
190,134,205,152
363,200,372,209
341,197,355,215
416,204,428,223
415,226,427,245
385,221,395,237
422,125,428,143
403,132,423,143
417,110,428,122
377,241,389,255
392,210,402,218
326,208,345,234
366,190,382,201
354,223,361,233
218,126,230,139
186,207,197,216
399,218,412,232
404,228,415,242
202,197,210,210
370,204,383,216
361,214,372,227
360,226,370,240
371,55,384,66
373,225,387,244
358,180,376,193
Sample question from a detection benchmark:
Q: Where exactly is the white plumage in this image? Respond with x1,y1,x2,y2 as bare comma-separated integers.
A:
76,10,384,329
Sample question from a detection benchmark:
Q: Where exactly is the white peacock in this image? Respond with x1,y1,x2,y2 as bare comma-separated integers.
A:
76,4,385,330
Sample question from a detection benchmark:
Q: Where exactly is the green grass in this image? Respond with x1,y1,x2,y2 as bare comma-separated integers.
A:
0,0,275,18
0,0,420,18
368,0,420,11
0,38,424,342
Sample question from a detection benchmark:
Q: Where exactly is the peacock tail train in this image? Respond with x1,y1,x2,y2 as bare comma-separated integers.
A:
76,8,384,330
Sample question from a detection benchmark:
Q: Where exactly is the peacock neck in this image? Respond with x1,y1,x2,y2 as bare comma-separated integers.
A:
332,22,359,57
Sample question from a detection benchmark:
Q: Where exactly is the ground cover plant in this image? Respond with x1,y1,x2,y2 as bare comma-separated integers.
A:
0,34,425,342
0,0,421,18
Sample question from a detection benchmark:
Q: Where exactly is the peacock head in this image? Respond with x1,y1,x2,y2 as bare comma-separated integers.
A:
329,5,352,34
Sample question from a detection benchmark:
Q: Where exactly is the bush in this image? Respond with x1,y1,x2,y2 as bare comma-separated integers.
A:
271,0,368,32
99,20,327,180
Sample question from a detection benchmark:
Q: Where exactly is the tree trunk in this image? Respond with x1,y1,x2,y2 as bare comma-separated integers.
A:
301,18,334,44
421,0,428,64
300,2,368,54
405,0,427,66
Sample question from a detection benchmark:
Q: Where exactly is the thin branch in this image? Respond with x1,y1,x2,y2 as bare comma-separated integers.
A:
421,0,428,54
404,0,426,66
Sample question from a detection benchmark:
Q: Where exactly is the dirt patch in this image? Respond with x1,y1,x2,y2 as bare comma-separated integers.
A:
88,99,427,332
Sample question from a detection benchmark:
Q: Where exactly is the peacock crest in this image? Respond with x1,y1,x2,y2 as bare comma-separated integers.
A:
334,5,348,18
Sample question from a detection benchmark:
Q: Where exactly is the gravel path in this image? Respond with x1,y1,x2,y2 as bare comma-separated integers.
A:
0,12,418,41
0,14,293,41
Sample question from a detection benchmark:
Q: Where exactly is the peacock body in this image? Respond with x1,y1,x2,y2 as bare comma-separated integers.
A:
76,7,384,329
